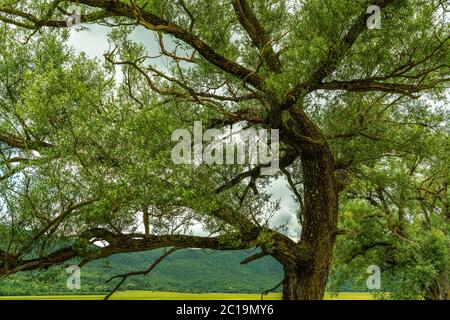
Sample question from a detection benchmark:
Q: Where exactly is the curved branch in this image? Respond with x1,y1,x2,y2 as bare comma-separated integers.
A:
0,228,257,279
103,247,181,300
260,280,283,300
240,251,267,265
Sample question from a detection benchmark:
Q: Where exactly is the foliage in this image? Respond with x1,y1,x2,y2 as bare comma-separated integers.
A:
0,0,448,299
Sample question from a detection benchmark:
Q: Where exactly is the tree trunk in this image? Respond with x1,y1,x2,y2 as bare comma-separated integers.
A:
282,264,332,300
281,154,338,299
283,108,338,300
276,107,339,300
424,274,449,300
283,268,301,300
278,146,338,300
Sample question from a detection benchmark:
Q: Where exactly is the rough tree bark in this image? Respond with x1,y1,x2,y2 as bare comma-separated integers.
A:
272,106,339,300
425,274,449,300
278,153,338,300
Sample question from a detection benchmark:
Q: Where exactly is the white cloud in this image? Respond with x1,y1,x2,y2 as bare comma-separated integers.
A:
266,177,301,240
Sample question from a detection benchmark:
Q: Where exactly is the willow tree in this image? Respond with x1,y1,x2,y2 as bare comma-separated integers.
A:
0,0,449,299
327,98,449,299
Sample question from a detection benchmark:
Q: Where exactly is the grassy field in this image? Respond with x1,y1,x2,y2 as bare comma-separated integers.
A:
0,291,373,300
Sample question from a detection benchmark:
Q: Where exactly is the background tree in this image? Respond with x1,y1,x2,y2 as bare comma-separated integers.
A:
0,0,449,299
330,121,450,299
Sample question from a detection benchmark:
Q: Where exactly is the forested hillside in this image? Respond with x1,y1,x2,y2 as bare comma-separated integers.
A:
0,249,284,295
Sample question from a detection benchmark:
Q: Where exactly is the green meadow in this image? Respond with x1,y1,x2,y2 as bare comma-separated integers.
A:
0,291,372,300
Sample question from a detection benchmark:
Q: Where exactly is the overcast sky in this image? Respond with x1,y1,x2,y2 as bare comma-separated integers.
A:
68,25,301,240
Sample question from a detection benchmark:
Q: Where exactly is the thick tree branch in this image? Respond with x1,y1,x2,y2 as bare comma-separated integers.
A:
0,132,51,150
318,78,449,97
0,228,257,279
0,6,117,29
231,0,282,73
90,0,265,89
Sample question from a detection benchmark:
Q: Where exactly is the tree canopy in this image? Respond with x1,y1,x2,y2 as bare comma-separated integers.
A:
0,0,448,299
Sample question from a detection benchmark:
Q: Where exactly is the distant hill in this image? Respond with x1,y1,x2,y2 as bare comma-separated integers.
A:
0,249,284,295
